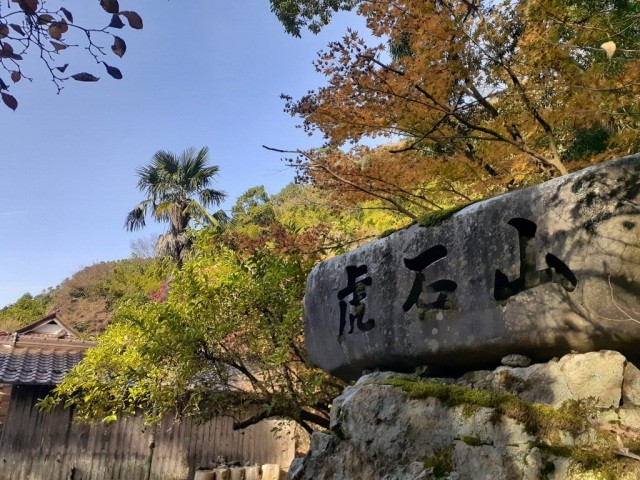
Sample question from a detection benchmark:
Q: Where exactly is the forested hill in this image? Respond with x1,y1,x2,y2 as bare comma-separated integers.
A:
0,259,169,336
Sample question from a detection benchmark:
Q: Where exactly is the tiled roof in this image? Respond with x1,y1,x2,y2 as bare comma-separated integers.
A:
0,335,94,385
0,347,86,385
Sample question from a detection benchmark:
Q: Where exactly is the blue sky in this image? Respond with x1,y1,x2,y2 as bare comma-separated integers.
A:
0,1,369,307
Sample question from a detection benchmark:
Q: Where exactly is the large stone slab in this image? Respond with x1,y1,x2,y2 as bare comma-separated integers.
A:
304,154,640,380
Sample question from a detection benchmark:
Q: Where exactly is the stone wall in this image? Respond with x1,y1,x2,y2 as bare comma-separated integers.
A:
290,351,640,480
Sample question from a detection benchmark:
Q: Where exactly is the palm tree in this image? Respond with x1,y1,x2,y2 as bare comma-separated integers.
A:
125,147,226,267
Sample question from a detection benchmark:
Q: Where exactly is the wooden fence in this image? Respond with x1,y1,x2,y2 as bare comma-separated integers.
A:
0,385,305,480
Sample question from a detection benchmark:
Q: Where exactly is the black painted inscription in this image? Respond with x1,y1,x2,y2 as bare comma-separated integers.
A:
338,265,375,336
402,245,457,313
494,218,577,301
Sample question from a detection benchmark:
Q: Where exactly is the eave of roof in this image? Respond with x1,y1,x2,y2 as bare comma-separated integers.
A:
0,336,95,385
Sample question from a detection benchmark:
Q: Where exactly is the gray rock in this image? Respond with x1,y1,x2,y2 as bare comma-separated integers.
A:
500,354,531,367
558,350,625,408
465,350,626,408
287,458,305,480
304,155,640,380
292,351,640,480
622,361,640,407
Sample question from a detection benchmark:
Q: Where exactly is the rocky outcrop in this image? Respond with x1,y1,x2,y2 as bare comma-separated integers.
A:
290,351,640,480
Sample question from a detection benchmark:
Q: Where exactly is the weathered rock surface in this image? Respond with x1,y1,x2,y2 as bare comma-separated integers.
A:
501,354,532,367
304,155,640,380
290,351,640,480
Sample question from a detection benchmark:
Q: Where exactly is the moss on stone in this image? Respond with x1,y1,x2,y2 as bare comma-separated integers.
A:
534,441,640,480
416,202,476,227
377,228,400,239
460,435,491,447
381,376,590,438
540,460,556,479
422,447,453,479
380,376,640,478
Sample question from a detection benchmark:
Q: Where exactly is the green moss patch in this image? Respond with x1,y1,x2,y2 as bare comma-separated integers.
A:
460,435,491,447
417,202,476,227
380,376,640,478
382,376,590,438
377,228,400,239
423,447,453,479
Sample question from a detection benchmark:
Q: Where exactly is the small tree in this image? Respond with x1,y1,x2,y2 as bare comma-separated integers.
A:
42,229,344,432
125,147,226,268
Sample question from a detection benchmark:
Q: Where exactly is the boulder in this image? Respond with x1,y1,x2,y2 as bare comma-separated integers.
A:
291,351,640,480
304,155,640,380
476,350,626,408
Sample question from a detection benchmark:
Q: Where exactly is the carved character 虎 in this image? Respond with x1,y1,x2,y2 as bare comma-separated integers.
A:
338,265,375,336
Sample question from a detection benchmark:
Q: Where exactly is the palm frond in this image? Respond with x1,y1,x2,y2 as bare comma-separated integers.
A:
124,201,152,231
198,188,227,207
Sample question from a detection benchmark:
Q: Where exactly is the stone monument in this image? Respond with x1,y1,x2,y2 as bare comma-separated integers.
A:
304,154,640,380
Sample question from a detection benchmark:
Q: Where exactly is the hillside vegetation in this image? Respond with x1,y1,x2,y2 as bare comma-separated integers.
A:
0,259,170,336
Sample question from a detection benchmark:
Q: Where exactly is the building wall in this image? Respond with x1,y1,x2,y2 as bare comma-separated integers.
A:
0,384,11,431
0,385,305,480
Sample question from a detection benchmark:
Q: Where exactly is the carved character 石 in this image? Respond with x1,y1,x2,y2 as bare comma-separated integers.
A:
338,265,375,336
402,245,457,314
494,218,577,301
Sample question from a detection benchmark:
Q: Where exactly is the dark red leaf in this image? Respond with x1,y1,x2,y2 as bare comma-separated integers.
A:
120,11,143,29
100,0,119,14
109,14,124,29
0,24,8,39
11,71,20,83
104,63,122,79
60,7,73,23
56,63,69,72
111,36,126,57
49,24,62,40
0,78,8,90
0,43,14,58
10,24,25,36
71,72,99,82
19,0,38,14
2,92,17,111
37,14,54,24
50,40,66,52
56,20,69,34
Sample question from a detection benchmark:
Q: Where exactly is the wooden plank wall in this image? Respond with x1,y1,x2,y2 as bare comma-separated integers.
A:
0,385,303,480
0,384,11,430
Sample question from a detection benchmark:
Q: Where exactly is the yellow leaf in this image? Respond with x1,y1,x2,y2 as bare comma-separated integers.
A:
601,41,616,59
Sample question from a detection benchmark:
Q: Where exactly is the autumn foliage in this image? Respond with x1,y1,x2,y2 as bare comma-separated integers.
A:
285,0,640,180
